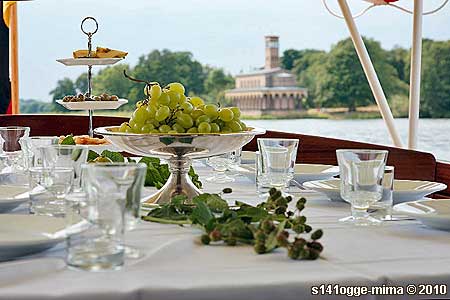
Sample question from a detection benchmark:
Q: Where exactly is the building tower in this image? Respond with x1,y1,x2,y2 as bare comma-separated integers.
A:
265,36,279,69
225,36,307,116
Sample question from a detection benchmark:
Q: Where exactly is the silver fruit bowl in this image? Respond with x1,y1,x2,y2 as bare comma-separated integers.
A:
94,126,265,204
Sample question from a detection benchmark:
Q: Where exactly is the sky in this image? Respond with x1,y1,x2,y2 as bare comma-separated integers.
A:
17,0,450,102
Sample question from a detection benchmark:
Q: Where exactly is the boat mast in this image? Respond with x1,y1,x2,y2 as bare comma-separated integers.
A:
9,1,18,114
408,0,423,149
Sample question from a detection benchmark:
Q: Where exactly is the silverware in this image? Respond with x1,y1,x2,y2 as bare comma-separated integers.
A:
290,179,308,190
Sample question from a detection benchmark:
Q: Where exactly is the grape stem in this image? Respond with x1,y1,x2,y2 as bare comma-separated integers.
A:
123,70,157,86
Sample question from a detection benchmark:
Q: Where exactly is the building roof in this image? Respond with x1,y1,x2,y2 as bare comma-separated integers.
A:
235,67,283,77
226,86,307,94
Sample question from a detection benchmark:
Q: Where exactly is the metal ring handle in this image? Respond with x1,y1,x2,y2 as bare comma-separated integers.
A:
81,16,98,36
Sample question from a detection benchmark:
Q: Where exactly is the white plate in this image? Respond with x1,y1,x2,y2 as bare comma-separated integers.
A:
56,57,123,66
56,99,128,110
0,215,68,261
293,164,339,183
303,179,343,201
394,199,450,231
240,151,256,164
303,179,447,203
236,163,339,185
393,180,447,203
0,186,30,213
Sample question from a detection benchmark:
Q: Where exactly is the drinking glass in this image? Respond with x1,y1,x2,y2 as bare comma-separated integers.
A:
124,164,147,231
29,167,74,217
40,145,88,192
368,166,394,221
29,136,59,167
0,126,32,175
228,147,242,170
257,138,299,190
255,151,270,196
67,163,146,271
336,149,388,226
206,152,236,183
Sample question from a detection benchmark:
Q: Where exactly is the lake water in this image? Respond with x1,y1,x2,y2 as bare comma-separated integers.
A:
245,118,450,161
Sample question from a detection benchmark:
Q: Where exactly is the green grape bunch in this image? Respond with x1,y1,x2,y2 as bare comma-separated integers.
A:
119,71,248,134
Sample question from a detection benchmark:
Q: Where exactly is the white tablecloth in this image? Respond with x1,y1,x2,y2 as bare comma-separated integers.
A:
1,163,449,300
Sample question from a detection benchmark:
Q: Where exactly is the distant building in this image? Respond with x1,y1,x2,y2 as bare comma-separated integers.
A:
225,36,307,116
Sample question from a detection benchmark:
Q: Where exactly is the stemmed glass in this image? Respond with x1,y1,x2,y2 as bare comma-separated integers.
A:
336,149,388,226
206,152,236,183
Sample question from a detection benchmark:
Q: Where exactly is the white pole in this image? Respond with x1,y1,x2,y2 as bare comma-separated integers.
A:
337,0,403,148
408,0,423,149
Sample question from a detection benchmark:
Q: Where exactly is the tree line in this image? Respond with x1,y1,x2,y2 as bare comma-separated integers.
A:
22,38,450,118
281,38,450,117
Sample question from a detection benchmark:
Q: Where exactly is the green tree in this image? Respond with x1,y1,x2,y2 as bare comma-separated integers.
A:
317,38,407,111
49,77,76,111
74,73,88,94
202,68,234,105
281,49,302,70
292,51,328,108
421,40,450,117
386,46,409,83
92,64,133,110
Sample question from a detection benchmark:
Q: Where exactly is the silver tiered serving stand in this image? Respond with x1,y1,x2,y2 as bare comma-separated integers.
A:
56,17,128,137
94,126,265,204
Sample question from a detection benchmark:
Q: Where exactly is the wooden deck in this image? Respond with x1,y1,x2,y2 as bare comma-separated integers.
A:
1,114,449,197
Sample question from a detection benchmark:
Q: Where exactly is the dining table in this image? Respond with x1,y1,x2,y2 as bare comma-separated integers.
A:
0,161,449,300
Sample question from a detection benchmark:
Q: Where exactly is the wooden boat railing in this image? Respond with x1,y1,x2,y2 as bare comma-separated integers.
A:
1,114,449,198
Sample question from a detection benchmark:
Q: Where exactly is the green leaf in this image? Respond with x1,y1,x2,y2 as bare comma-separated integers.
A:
142,215,190,225
171,195,188,206
190,199,214,226
194,193,228,212
60,135,75,145
87,150,99,162
265,220,287,252
222,218,253,240
101,150,125,162
236,206,269,222
139,156,161,167
159,164,170,180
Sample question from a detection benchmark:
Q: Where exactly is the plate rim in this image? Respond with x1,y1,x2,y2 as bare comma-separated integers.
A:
0,185,30,204
0,214,67,247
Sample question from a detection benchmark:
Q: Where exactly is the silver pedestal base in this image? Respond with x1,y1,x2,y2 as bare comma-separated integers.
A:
145,157,201,204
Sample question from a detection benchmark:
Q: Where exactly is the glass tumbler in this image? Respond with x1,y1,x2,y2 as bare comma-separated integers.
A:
67,163,147,271
29,166,74,217
368,166,394,221
29,136,59,167
257,138,299,190
0,126,32,175
336,149,388,226
40,145,88,192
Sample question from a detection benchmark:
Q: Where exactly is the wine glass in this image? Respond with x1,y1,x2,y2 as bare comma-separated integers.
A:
206,152,235,183
336,149,388,226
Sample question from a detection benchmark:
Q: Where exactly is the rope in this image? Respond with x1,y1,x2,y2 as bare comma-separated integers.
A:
321,0,376,19
322,0,449,18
